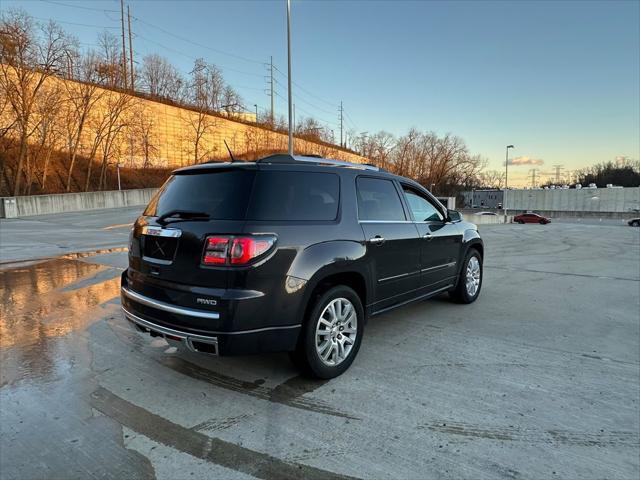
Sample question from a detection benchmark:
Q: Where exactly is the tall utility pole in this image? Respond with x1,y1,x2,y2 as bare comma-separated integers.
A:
553,164,564,184
127,5,134,90
339,101,344,147
504,145,514,221
286,0,293,155
270,56,274,125
530,168,538,188
120,0,127,89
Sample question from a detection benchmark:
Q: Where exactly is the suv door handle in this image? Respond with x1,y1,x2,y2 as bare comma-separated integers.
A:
422,232,433,241
369,236,385,246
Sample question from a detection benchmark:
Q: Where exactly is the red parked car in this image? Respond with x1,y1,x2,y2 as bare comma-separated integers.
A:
513,212,551,224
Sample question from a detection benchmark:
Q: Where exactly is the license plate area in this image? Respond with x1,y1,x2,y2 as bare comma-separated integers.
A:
141,226,181,264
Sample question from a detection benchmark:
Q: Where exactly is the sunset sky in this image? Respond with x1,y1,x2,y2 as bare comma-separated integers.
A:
2,0,639,186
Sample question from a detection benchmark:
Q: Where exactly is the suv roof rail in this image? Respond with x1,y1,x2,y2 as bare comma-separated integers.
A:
257,154,381,171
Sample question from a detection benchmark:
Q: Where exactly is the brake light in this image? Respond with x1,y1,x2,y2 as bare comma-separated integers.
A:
203,236,229,264
202,235,275,266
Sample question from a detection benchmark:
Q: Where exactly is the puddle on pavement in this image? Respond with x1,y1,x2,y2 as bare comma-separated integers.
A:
0,254,351,478
0,258,121,351
0,257,155,479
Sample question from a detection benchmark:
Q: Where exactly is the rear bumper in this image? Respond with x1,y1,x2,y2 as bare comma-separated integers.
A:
120,272,301,355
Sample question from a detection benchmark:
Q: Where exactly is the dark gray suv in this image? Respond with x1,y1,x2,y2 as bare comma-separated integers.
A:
121,154,484,378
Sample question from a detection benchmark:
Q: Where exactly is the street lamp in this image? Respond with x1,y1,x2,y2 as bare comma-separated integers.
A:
504,145,514,221
254,104,258,124
286,0,293,155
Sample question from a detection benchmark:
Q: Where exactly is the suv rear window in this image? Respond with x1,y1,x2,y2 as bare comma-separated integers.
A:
247,171,339,221
144,170,255,220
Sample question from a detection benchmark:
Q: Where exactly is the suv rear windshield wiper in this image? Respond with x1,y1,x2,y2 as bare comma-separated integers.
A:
156,210,211,225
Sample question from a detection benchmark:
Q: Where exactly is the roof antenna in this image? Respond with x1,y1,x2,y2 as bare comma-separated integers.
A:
224,140,236,162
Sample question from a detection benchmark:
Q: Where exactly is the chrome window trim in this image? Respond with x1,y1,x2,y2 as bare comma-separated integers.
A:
141,226,182,238
122,286,219,319
359,220,414,224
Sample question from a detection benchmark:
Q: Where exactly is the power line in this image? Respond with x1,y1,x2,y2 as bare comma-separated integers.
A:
131,16,264,65
272,65,338,108
343,109,358,131
31,16,119,30
274,91,337,128
40,0,119,13
133,29,263,78
39,0,266,66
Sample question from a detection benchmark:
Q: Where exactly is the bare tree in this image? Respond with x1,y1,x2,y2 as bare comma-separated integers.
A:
140,53,184,100
0,10,73,195
30,81,64,191
221,85,243,114
131,107,158,169
183,59,220,163
96,91,135,189
94,30,122,88
63,51,104,191
478,170,505,189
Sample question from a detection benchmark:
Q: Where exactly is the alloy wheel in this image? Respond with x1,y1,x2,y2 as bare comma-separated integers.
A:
465,256,481,297
315,297,357,366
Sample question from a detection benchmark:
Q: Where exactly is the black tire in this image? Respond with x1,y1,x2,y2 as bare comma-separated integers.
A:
449,248,483,304
632,221,640,227
289,285,364,379
539,220,545,224
518,220,525,224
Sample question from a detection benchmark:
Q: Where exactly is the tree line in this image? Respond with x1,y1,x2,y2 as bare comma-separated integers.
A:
0,9,342,196
1,8,501,198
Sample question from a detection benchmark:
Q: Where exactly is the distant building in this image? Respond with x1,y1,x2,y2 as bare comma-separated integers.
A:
462,189,504,209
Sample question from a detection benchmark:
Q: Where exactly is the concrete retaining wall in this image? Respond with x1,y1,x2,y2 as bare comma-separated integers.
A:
0,188,157,218
507,187,640,213
460,210,513,224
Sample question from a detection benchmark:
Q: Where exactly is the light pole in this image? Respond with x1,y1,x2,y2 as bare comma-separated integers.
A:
254,104,258,124
116,163,122,191
504,145,514,221
286,0,293,155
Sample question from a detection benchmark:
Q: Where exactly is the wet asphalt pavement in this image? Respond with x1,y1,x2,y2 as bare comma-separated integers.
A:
0,210,639,479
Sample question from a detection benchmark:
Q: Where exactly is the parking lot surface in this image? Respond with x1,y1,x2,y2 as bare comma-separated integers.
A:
1,209,639,479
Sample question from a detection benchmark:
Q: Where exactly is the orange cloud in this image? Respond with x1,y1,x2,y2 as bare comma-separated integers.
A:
509,156,544,166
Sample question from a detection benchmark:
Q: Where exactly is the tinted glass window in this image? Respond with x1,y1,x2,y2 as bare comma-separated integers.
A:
144,170,255,220
356,177,406,221
403,187,444,222
247,171,339,221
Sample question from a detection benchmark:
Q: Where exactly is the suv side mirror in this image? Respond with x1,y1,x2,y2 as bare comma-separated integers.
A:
447,210,462,223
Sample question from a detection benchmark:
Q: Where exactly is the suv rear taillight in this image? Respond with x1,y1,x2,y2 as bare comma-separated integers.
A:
202,235,276,266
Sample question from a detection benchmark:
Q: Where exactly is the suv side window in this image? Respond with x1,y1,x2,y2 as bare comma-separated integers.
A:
356,177,406,221
402,186,444,222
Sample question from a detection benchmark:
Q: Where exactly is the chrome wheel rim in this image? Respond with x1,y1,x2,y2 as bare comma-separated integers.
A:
315,297,357,367
465,256,481,297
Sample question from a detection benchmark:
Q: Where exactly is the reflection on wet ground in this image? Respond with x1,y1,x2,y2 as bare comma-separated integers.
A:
0,256,339,479
0,258,121,352
0,258,155,479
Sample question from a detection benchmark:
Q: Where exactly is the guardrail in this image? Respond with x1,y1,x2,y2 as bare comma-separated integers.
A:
0,188,158,218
